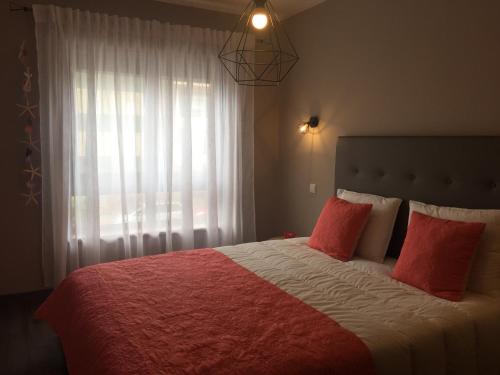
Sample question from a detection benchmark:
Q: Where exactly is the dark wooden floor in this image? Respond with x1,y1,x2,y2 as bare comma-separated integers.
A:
0,290,68,375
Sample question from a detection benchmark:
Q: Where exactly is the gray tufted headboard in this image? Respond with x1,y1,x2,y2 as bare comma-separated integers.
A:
335,136,500,258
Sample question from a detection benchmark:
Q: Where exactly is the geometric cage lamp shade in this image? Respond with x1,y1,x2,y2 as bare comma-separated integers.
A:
219,0,299,86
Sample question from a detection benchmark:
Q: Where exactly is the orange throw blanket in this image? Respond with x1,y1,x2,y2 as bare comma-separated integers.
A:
37,249,374,375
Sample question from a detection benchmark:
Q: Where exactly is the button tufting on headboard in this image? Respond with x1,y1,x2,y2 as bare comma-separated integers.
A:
336,136,500,258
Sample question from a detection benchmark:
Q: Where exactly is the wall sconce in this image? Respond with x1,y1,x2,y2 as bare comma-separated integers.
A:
298,116,319,134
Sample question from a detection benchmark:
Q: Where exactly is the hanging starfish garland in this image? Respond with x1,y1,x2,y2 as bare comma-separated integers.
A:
17,40,41,207
17,97,38,118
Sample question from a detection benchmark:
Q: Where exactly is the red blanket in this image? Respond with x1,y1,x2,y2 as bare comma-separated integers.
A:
37,249,374,375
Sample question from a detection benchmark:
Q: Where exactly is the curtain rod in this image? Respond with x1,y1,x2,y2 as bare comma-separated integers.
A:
9,1,33,12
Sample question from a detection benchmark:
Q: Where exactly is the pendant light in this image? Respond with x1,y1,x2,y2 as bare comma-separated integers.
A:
219,0,299,86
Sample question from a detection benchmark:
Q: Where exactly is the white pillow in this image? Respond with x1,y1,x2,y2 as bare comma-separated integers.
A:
409,201,500,298
337,189,402,263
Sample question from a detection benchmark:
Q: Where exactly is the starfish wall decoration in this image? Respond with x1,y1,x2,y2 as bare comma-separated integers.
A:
23,163,42,181
21,190,41,206
17,97,38,119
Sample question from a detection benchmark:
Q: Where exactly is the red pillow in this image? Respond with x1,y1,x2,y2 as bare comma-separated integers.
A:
392,212,486,301
308,197,372,261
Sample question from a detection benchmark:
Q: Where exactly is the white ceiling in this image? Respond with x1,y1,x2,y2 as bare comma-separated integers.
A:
155,0,326,19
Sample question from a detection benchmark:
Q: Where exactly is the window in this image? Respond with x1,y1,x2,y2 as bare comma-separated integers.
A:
73,72,212,238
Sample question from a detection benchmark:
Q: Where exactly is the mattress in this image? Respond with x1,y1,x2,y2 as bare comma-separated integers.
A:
217,238,500,375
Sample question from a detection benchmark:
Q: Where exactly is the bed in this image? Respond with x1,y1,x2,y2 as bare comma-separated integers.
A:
37,136,500,375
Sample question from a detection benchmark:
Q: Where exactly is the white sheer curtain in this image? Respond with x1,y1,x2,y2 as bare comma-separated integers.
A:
34,5,255,287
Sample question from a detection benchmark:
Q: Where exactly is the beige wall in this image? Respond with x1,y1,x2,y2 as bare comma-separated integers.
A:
0,0,280,294
277,0,500,237
254,88,281,240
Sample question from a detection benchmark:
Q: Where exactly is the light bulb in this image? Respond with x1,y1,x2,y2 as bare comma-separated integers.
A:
252,12,268,30
298,124,309,134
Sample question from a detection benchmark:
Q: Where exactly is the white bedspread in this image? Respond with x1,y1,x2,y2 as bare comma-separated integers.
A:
216,238,500,375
